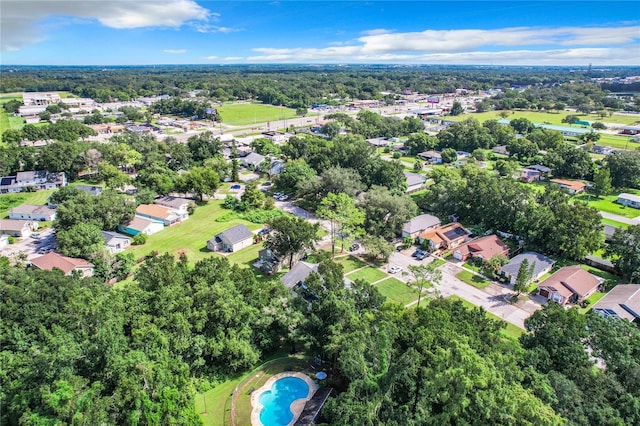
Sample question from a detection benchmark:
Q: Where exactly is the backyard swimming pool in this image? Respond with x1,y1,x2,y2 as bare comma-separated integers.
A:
258,376,309,426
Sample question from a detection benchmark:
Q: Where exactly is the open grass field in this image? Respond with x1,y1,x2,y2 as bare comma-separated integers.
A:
449,110,640,126
216,103,297,126
573,193,640,219
334,255,368,273
125,199,263,263
597,134,639,150
0,190,56,218
601,218,629,229
375,277,421,306
455,269,491,289
346,266,388,284
446,295,525,339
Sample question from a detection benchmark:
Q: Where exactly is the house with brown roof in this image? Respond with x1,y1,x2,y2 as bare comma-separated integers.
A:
550,179,588,194
0,219,38,237
537,265,603,305
136,204,188,226
419,222,471,251
30,252,94,277
453,234,509,262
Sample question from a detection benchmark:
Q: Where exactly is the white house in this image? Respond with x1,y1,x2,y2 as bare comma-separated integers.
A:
207,224,254,252
0,219,38,238
500,251,555,285
404,172,427,193
154,196,193,214
136,204,188,226
617,193,640,209
402,214,441,238
9,204,57,221
101,231,131,254
118,216,164,236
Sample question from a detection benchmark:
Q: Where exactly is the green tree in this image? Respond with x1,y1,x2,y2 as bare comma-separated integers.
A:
513,258,535,295
56,223,105,259
441,147,457,163
98,162,130,189
240,180,265,209
180,166,219,201
605,225,640,281
317,192,365,257
358,185,417,238
264,216,320,268
482,254,509,278
360,234,393,262
450,100,464,116
408,263,442,308
592,167,612,197
273,159,317,195
562,114,580,125
606,151,640,188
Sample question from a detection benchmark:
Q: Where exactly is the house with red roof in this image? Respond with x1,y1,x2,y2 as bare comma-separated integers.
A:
453,234,509,262
30,252,94,277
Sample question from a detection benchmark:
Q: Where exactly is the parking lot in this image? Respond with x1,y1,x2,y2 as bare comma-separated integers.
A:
0,228,57,262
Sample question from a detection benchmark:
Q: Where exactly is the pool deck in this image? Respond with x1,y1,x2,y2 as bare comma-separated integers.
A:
250,372,319,426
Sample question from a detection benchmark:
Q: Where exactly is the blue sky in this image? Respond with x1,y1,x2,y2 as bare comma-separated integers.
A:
1,1,638,65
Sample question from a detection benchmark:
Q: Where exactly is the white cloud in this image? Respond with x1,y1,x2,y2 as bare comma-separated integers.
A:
247,25,640,65
191,24,242,34
202,56,218,60
1,0,211,51
164,49,187,54
223,56,244,61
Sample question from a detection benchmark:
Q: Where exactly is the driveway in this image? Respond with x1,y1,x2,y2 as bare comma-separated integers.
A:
0,227,56,263
600,211,640,226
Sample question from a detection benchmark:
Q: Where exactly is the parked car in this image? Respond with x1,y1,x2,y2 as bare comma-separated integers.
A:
262,181,272,186
230,184,242,190
416,252,428,260
396,245,404,251
348,244,360,252
389,266,402,274
30,233,41,239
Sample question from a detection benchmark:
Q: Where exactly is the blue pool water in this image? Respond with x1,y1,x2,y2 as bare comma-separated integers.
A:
259,376,309,426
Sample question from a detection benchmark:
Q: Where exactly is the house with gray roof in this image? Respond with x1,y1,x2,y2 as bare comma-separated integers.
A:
75,185,103,196
592,284,640,324
281,261,319,289
0,170,66,194
617,193,640,209
404,171,426,193
101,231,131,254
9,204,57,221
402,214,441,238
242,152,266,170
500,251,555,285
154,196,193,213
208,224,254,252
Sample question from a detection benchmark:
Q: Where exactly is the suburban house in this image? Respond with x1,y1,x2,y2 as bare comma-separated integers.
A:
521,168,542,183
420,222,471,251
101,231,131,254
154,196,193,214
500,251,555,285
118,216,164,236
268,160,285,177
75,185,104,196
207,224,254,253
603,224,618,243
550,178,588,194
30,252,94,277
242,152,266,170
258,248,284,274
281,261,319,289
417,150,443,164
23,91,61,106
366,137,391,148
262,131,288,143
537,265,603,305
453,234,509,262
8,204,57,221
402,214,441,238
592,284,640,323
617,193,640,209
136,204,188,226
404,171,427,193
535,123,591,138
527,164,552,175
592,145,614,155
0,219,38,237
0,171,67,194
492,145,509,156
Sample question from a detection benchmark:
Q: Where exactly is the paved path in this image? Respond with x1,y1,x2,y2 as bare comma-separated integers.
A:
600,211,640,226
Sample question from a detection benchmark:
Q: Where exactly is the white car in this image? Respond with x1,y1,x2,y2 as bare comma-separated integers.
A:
389,266,402,274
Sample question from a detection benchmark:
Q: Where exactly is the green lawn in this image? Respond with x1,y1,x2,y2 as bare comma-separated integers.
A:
579,291,606,314
448,110,640,126
346,266,388,284
601,218,630,229
455,269,491,289
597,133,638,150
429,258,446,268
573,193,640,219
334,255,368,273
446,296,524,339
216,103,297,126
0,190,56,218
375,277,421,306
125,200,263,263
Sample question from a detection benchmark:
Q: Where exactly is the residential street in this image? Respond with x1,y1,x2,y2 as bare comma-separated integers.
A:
387,252,541,329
